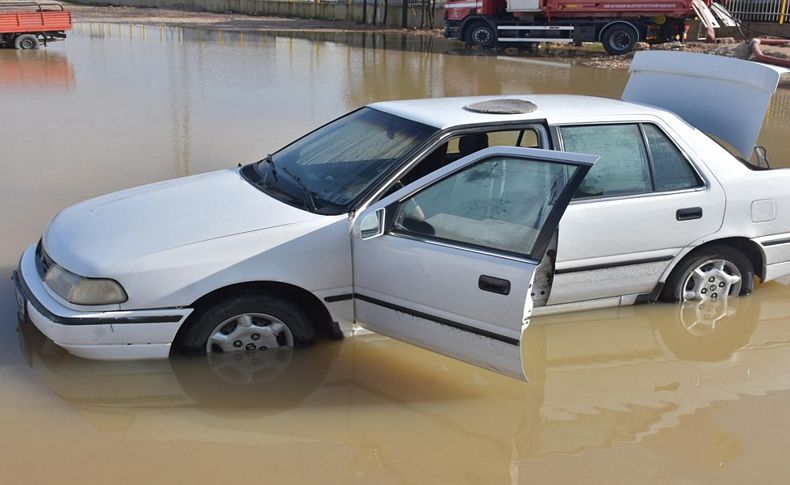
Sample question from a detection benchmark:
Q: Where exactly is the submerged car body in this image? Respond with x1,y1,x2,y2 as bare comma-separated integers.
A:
12,52,790,380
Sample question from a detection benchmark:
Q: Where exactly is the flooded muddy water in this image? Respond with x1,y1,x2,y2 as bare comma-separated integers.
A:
2,23,790,483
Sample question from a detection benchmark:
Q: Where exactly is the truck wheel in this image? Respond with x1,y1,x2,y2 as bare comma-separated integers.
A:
465,22,496,49
14,34,39,50
601,23,638,55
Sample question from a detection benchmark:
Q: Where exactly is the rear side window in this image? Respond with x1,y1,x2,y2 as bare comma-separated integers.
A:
644,124,702,191
560,123,702,199
560,124,651,198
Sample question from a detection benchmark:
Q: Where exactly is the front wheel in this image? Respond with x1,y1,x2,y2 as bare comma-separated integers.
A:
465,22,497,49
172,293,316,356
14,34,39,50
600,24,638,55
661,245,754,303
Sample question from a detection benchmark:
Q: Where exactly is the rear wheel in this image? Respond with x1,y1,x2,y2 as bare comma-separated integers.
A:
14,34,39,50
465,22,496,49
661,245,754,303
172,292,316,356
600,23,638,55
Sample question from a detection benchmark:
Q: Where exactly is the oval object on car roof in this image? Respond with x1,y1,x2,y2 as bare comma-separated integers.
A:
463,99,537,114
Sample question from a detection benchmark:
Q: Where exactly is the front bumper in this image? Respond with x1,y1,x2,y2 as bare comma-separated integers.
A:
13,244,192,360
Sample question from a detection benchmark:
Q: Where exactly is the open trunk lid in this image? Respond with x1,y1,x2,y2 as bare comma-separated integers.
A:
622,51,788,159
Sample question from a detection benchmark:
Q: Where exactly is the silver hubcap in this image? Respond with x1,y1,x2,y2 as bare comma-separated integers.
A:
681,259,742,302
206,313,294,353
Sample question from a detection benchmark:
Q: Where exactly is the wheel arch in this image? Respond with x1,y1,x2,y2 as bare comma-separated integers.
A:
663,237,766,285
177,281,337,342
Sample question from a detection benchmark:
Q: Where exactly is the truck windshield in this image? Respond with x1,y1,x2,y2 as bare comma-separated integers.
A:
243,108,437,215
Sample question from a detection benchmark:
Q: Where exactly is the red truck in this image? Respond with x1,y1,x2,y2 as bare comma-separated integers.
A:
0,1,71,49
444,0,714,54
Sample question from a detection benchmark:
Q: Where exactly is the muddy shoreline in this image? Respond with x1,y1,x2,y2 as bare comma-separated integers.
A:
65,3,442,35
64,3,790,70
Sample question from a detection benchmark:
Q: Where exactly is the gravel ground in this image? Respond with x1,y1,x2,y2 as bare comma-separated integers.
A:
580,38,790,70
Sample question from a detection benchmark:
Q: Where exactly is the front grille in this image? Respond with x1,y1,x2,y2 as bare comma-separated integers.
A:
35,240,53,280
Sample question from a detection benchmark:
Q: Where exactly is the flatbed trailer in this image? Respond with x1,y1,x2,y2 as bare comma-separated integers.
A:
0,2,71,49
445,0,719,54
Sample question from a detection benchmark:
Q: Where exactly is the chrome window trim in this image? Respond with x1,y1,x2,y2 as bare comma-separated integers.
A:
569,185,709,205
387,231,541,266
554,120,710,203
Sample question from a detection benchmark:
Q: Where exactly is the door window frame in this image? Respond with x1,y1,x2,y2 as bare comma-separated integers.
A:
382,152,585,263
550,121,708,204
358,121,552,212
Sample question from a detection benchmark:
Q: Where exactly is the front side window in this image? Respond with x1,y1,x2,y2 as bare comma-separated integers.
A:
393,156,579,257
397,127,544,188
245,108,437,214
560,124,651,198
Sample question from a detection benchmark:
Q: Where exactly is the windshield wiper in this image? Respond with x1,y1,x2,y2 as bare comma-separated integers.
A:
263,154,278,182
282,166,317,212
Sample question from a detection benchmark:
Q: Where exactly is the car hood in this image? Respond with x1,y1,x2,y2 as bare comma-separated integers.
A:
43,168,322,274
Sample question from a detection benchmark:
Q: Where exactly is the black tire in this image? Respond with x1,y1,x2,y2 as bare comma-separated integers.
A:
172,292,316,356
661,245,754,303
600,23,638,55
14,34,39,50
465,22,497,49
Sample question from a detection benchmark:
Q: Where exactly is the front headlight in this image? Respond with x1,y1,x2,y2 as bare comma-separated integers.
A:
44,264,128,305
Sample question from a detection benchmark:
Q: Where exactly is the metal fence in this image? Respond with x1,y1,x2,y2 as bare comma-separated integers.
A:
725,0,789,23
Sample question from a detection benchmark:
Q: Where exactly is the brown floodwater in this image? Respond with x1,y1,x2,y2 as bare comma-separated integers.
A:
2,23,790,484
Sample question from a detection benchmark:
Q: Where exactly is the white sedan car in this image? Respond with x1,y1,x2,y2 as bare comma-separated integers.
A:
12,52,790,380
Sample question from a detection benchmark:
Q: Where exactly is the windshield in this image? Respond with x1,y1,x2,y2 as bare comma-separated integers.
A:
244,107,437,214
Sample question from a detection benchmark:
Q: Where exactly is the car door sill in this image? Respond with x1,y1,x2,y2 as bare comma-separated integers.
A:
354,293,520,346
533,294,639,317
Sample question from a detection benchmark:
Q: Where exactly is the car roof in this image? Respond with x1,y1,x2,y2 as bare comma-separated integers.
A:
368,94,673,129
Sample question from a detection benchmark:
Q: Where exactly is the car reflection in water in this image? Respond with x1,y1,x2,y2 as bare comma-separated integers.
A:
17,282,790,479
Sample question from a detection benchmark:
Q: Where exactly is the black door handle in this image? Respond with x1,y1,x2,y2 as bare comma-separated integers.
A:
478,275,511,295
676,207,703,221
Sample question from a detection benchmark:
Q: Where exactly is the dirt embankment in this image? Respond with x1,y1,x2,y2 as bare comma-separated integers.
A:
65,3,790,72
64,3,443,34
580,39,790,70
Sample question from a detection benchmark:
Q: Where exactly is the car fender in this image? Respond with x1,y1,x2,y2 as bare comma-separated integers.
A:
108,215,352,314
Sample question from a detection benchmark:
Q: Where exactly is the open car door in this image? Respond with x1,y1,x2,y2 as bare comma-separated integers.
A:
351,147,596,380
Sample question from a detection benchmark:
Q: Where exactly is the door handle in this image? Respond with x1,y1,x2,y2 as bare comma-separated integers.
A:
478,275,511,295
676,207,703,221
